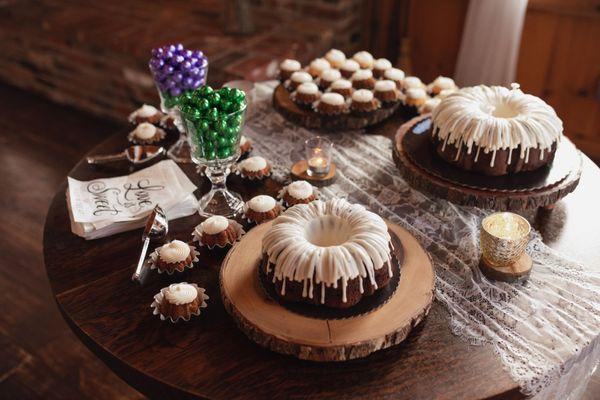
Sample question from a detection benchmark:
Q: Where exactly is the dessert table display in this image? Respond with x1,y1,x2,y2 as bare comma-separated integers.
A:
44,73,600,398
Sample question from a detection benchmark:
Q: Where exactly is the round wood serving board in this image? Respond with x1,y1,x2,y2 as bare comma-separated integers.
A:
393,115,583,211
272,84,400,131
220,220,435,362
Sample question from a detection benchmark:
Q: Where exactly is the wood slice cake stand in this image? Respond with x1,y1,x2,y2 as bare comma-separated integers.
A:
220,220,435,362
272,84,400,131
393,116,583,211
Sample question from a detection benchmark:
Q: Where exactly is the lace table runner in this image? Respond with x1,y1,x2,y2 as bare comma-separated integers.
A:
244,82,600,398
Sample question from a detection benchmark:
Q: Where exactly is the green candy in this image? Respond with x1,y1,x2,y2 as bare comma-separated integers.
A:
206,107,219,121
197,120,210,132
203,140,215,151
230,88,245,102
216,136,230,148
227,135,238,146
220,100,232,113
217,147,232,158
205,129,219,140
197,85,213,97
228,114,243,127
215,119,228,134
218,87,232,98
180,104,193,116
207,92,221,106
225,126,239,137
197,98,210,112
205,149,217,160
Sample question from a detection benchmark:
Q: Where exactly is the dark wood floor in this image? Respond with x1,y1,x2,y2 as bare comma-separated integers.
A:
0,83,144,399
0,81,597,399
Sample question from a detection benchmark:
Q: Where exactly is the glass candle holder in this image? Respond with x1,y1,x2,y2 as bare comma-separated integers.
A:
149,43,209,163
480,212,531,267
305,136,333,177
181,86,247,217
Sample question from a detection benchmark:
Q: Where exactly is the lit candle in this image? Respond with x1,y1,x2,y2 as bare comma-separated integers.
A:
481,212,530,267
305,137,332,177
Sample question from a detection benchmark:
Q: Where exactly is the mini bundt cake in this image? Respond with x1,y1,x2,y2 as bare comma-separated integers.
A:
262,199,393,308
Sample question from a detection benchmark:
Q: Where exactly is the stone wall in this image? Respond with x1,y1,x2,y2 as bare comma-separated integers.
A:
0,0,365,121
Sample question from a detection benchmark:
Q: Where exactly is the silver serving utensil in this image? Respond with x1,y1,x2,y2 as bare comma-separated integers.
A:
132,205,168,284
86,145,165,165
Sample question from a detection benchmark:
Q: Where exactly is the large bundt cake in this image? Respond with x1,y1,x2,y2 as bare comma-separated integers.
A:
261,199,393,308
431,84,563,176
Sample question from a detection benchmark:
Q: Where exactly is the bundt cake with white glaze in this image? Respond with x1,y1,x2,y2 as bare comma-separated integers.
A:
261,199,393,308
431,84,563,176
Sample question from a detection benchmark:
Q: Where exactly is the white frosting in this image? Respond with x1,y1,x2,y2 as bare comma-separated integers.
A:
320,92,345,106
309,58,331,74
352,89,374,102
330,79,352,90
280,59,301,71
375,80,396,92
351,69,373,81
159,240,191,264
373,58,392,70
240,135,248,146
341,59,359,72
384,68,405,81
403,76,424,89
432,84,563,167
320,68,341,82
286,180,313,200
352,51,374,68
297,82,319,95
406,88,427,99
240,156,267,172
432,76,455,90
164,283,198,305
201,215,229,235
135,104,158,118
248,195,277,213
437,89,457,99
262,199,392,304
290,71,312,84
133,122,157,139
419,97,441,114
325,49,346,67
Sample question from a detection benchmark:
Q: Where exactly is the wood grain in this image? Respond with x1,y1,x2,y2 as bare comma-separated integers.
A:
41,114,600,398
220,220,435,361
480,253,533,283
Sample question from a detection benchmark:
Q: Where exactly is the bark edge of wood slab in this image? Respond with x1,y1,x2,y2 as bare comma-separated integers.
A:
220,220,435,361
272,84,400,131
393,118,583,211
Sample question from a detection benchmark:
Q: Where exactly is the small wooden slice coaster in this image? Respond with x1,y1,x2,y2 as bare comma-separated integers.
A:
220,220,435,362
479,253,533,282
291,160,337,186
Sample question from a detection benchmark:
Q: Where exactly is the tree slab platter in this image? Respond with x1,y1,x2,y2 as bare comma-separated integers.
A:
220,220,435,362
272,84,400,131
393,115,583,211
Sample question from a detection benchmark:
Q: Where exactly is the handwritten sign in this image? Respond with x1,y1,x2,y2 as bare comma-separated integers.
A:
68,160,196,224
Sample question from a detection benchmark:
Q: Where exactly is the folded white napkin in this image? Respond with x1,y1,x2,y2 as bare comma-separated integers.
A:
67,160,198,239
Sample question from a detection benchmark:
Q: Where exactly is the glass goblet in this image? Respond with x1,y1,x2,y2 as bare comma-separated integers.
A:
184,103,246,217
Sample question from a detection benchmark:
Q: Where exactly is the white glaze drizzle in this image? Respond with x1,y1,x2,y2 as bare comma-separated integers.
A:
403,76,424,90
248,195,277,213
158,240,191,263
320,92,345,106
285,180,314,200
290,71,312,84
309,58,331,75
384,68,405,81
200,215,229,235
351,69,373,81
131,104,158,119
325,49,346,67
431,84,563,167
373,58,392,70
320,68,341,82
164,283,198,305
297,82,319,95
374,80,396,92
352,51,374,68
341,59,359,73
352,89,374,102
330,79,352,90
240,156,267,172
262,199,392,304
133,122,157,139
280,59,301,71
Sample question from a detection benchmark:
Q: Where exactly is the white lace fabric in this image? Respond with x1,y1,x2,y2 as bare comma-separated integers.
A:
245,82,600,398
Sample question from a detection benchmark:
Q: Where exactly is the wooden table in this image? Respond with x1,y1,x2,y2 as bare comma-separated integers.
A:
43,126,600,400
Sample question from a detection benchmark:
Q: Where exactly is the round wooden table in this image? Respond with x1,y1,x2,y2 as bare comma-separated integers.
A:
43,125,600,400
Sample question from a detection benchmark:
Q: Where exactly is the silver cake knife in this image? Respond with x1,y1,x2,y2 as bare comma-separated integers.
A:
132,205,168,284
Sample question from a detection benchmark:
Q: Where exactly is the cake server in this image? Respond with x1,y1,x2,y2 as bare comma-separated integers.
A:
86,145,165,165
132,205,168,284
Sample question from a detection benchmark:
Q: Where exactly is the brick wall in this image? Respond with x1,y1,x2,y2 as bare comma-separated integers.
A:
0,0,365,122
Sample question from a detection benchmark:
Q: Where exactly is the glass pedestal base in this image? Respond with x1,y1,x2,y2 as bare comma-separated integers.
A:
167,135,192,163
198,188,244,218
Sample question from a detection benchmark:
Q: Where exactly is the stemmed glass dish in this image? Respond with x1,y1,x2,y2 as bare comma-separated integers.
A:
180,85,247,217
149,43,209,163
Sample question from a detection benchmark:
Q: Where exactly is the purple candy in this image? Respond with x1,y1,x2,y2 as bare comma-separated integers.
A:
184,50,193,58
189,67,200,76
182,61,192,70
176,43,184,52
193,79,203,88
163,65,174,75
168,45,176,53
164,50,174,59
170,87,182,97
173,72,184,83
174,55,184,64
184,77,194,87
192,50,204,59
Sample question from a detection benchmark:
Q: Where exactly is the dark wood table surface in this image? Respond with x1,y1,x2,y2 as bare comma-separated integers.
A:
43,122,600,400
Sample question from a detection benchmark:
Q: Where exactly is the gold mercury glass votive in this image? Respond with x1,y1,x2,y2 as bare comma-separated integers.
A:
480,212,531,268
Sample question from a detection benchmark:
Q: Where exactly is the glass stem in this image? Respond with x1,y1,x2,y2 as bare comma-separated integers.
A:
205,165,229,191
